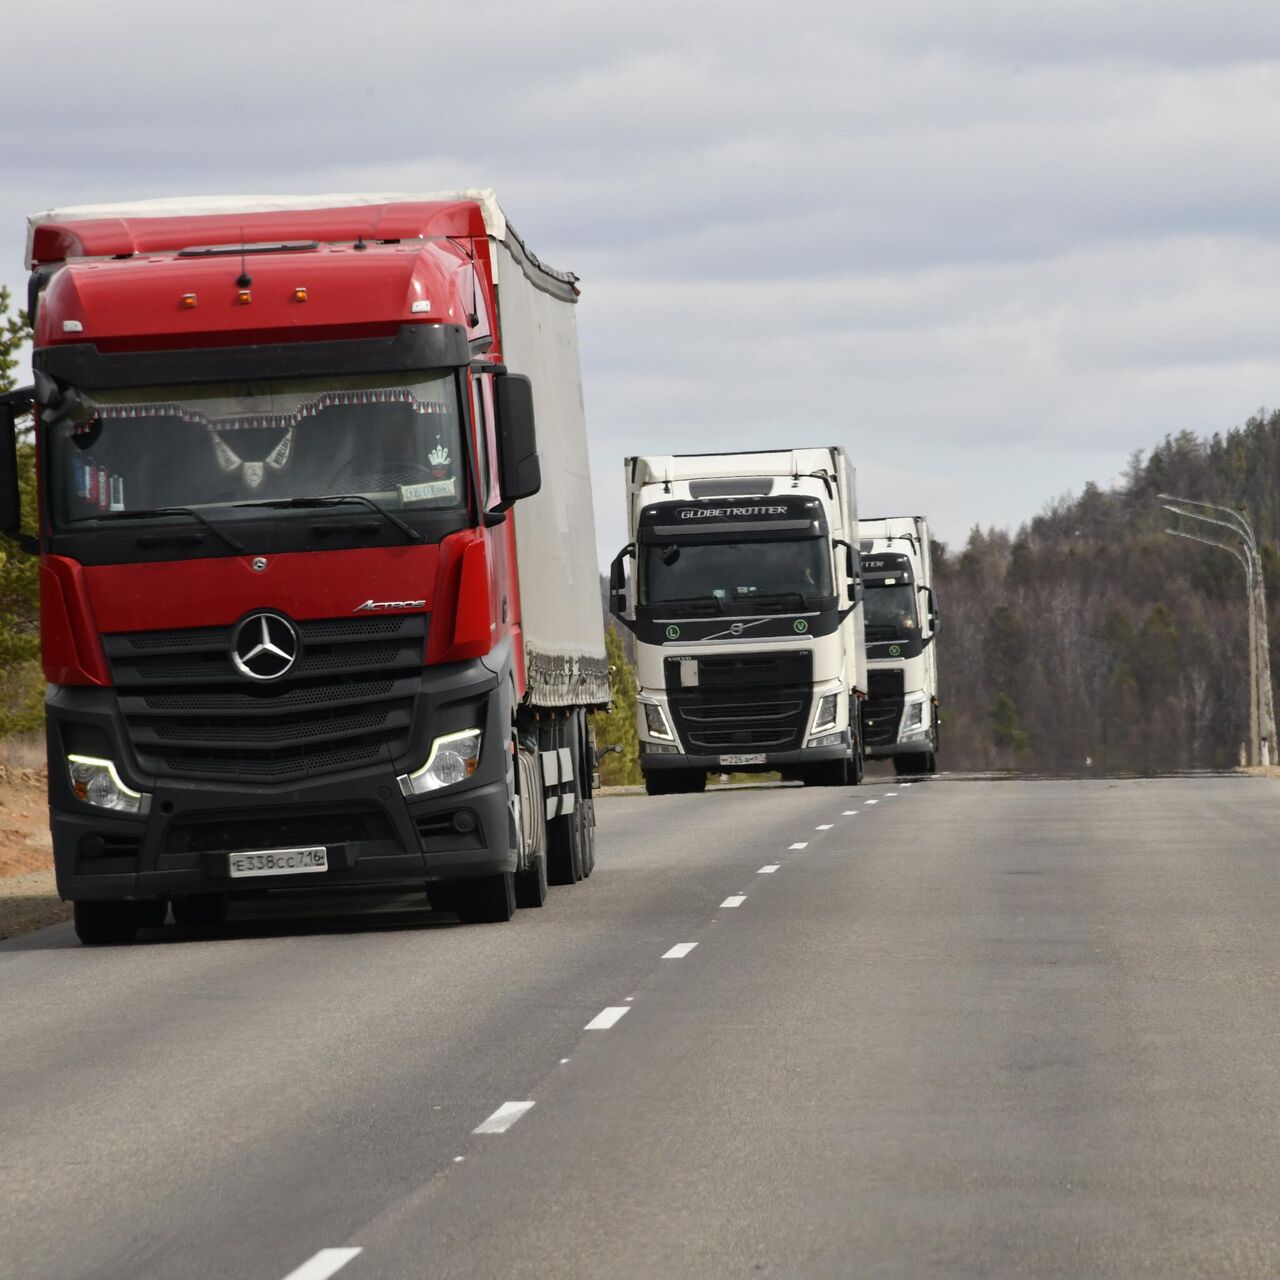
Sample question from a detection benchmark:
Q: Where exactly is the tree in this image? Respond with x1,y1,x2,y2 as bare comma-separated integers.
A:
0,287,39,735
589,626,642,785
988,694,1029,764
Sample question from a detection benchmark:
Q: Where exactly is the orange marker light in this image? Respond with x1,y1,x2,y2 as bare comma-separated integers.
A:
237,289,252,305
293,286,308,302
181,293,198,309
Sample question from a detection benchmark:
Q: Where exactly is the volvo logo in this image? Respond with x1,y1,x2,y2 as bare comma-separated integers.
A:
231,612,300,681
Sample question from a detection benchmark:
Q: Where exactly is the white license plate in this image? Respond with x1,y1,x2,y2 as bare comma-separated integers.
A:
720,753,767,766
228,846,328,879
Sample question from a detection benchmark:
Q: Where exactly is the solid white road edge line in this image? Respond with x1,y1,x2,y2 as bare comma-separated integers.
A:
473,1101,537,1134
280,1248,363,1280
662,942,698,959
585,1006,631,1030
758,865,780,873
720,895,747,908
789,842,808,850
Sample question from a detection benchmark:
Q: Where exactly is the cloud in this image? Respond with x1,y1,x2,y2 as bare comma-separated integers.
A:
5,0,1280,558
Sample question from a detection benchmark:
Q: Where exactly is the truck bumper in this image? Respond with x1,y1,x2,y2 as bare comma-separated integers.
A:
45,662,515,904
641,741,851,775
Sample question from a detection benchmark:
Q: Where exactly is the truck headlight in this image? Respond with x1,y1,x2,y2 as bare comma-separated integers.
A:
811,689,841,735
904,700,924,730
67,755,151,815
641,699,675,742
398,729,483,797
901,692,930,738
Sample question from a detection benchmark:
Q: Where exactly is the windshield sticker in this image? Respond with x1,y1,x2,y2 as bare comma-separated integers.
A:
400,479,456,504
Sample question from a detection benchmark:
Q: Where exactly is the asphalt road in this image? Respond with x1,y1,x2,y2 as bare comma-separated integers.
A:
2,774,1280,1279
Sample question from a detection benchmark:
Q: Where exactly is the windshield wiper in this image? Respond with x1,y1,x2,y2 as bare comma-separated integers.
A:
651,595,728,616
233,495,424,544
89,507,250,556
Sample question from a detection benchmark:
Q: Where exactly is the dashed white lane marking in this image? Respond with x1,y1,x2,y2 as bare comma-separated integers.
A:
585,1006,631,1030
815,824,833,830
885,792,897,797
789,842,808,850
901,783,913,788
758,864,780,874
473,1101,536,1134
663,942,699,959
559,1058,570,1064
842,810,858,815
864,799,878,805
281,1248,363,1280
720,895,747,909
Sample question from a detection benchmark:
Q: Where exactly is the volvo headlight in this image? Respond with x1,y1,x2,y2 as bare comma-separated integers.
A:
901,692,930,738
811,688,841,735
398,729,483,797
67,755,151,815
641,699,675,742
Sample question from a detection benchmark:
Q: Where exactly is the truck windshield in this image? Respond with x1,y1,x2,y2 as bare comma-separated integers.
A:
48,370,465,526
864,583,919,640
639,539,833,613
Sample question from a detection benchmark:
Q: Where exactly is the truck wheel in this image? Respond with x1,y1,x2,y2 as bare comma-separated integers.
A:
580,798,596,877
644,771,672,796
802,762,846,787
452,872,517,924
73,901,139,946
893,753,932,777
171,895,229,929
514,739,549,908
135,899,169,929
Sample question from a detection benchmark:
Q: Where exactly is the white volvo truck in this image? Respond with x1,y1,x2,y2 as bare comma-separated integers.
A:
610,449,867,793
858,516,940,775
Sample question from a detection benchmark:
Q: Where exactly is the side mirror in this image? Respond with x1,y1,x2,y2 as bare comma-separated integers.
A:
491,373,540,511
609,543,635,622
832,538,860,601
0,390,34,548
919,585,940,633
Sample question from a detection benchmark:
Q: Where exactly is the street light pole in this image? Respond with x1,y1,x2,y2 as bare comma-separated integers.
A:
1161,495,1276,766
1164,526,1257,763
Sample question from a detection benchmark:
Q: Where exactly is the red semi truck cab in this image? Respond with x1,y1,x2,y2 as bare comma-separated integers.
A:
0,192,609,943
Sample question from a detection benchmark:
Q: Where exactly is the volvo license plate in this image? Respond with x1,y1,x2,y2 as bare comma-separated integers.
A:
719,754,766,766
228,846,328,879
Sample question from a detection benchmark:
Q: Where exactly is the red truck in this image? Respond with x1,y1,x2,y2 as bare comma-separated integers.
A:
0,191,609,944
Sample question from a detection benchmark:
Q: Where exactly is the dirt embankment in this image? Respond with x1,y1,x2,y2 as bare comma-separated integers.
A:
0,765,68,940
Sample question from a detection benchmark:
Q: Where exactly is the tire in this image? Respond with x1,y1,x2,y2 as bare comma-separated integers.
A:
135,899,168,929
452,871,516,924
580,798,596,878
644,771,672,796
514,739,549,908
802,761,847,787
171,895,229,929
850,746,864,786
894,753,933,777
74,901,139,946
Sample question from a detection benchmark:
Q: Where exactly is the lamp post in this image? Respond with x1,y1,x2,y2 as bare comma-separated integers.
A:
1161,495,1275,766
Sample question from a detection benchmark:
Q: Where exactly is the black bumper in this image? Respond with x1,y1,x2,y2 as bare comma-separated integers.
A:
46,659,514,903
641,740,851,775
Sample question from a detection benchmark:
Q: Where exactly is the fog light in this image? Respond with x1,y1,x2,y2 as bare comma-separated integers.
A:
398,729,483,797
807,731,847,750
67,755,151,815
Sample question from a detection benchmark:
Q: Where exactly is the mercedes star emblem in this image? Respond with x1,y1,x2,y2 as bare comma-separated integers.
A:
231,612,300,681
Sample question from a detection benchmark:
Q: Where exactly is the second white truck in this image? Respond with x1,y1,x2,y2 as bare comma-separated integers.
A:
858,516,940,775
610,449,867,792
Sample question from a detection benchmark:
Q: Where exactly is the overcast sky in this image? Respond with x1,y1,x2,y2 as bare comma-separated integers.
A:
7,0,1280,561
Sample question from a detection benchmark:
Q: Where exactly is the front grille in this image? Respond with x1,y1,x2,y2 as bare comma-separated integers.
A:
167,809,394,854
863,670,905,747
664,651,813,753
104,614,426,784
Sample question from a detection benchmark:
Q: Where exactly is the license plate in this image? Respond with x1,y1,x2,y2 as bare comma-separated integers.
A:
228,846,328,879
720,753,766,766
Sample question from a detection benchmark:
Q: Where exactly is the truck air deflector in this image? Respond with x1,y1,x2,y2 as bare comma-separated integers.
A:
35,324,469,389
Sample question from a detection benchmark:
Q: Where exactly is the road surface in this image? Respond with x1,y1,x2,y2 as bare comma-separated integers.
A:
2,775,1279,1278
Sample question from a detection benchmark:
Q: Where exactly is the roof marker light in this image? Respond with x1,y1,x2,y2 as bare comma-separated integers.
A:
293,287,308,302
411,300,431,314
181,293,198,309
237,289,252,305
62,320,83,333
